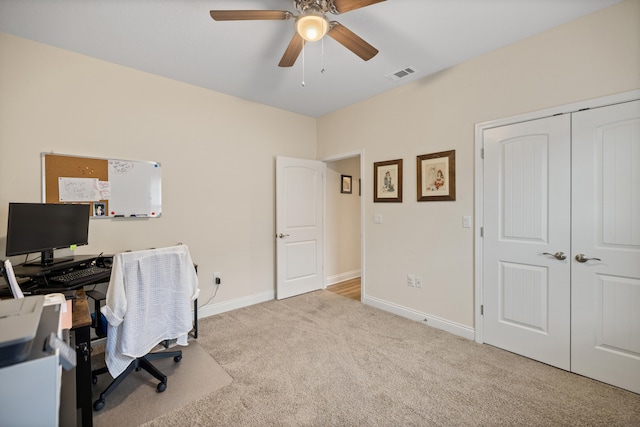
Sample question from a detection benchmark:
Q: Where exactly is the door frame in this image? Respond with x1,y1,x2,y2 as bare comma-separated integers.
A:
474,90,640,344
321,149,366,301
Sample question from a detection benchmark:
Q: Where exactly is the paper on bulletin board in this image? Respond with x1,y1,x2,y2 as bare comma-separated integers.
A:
96,180,112,200
58,177,100,202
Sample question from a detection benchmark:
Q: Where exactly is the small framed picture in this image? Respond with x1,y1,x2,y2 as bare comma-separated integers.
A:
374,159,403,202
417,150,455,201
93,202,106,217
341,175,352,194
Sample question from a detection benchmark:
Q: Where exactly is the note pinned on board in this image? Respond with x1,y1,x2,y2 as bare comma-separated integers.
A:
96,181,112,200
58,177,100,202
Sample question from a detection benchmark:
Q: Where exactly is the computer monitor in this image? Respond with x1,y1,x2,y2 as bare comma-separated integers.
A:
5,202,90,266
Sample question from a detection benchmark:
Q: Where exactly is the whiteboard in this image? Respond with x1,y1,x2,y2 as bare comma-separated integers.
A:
42,153,162,218
107,159,161,217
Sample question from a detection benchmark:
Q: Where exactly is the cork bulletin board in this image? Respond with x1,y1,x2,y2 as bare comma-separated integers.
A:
42,153,162,218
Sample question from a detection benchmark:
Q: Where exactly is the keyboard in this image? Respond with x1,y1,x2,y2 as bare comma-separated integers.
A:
47,265,112,287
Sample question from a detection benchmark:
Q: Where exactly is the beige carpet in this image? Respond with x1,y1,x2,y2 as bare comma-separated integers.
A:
92,340,232,427
139,290,640,426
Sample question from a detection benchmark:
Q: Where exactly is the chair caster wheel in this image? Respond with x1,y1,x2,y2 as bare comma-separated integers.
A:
157,382,167,393
174,355,182,363
93,399,105,411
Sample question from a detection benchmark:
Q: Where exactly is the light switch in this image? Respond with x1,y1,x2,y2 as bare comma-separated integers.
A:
374,214,383,224
462,216,472,228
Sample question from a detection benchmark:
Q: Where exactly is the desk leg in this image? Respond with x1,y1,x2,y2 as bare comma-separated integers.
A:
74,325,93,427
193,298,198,339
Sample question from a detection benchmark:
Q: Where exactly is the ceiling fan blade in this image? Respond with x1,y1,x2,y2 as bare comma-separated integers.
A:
332,0,386,14
210,10,292,21
278,33,304,67
327,22,378,61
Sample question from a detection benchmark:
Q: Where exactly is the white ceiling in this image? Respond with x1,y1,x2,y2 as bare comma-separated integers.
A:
0,0,622,118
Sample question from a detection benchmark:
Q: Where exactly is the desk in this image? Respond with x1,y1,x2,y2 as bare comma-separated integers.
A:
70,289,93,427
12,255,99,280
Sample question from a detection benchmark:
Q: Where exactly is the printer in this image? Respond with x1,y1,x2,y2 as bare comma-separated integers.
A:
0,294,75,426
0,295,45,367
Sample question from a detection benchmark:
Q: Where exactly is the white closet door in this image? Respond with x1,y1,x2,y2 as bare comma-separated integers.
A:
483,115,571,369
571,100,640,394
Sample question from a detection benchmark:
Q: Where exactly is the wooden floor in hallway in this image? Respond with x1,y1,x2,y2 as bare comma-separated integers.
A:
326,277,361,301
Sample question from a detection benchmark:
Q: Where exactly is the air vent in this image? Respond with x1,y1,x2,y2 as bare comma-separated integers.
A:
385,66,416,82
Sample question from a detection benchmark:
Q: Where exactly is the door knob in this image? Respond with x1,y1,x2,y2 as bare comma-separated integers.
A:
575,253,601,263
277,233,290,239
542,251,567,260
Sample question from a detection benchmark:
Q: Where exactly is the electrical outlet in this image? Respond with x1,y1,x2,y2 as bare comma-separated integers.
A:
407,274,415,287
415,276,423,288
214,272,221,285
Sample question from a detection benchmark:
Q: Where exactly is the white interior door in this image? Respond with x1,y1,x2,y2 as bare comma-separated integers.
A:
483,115,571,369
275,156,324,300
571,100,640,394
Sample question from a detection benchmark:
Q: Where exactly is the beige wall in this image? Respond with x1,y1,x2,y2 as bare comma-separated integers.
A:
0,33,316,309
325,156,361,284
317,0,640,328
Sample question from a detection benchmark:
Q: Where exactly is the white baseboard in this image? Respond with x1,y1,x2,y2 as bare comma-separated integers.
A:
196,288,475,341
325,269,361,287
197,290,274,319
363,295,475,341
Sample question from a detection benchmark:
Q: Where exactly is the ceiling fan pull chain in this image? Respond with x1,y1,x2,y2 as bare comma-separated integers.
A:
321,34,326,74
301,42,306,87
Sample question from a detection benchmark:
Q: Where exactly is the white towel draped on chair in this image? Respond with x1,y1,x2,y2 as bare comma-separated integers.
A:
101,245,199,378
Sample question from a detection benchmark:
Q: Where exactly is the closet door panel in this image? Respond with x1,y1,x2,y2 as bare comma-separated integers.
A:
571,100,640,394
483,115,571,370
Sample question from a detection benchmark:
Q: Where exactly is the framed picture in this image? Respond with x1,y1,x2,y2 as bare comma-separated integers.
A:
417,150,455,201
93,202,106,217
374,159,403,202
341,175,352,194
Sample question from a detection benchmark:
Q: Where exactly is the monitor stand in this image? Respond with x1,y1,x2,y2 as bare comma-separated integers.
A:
23,250,73,267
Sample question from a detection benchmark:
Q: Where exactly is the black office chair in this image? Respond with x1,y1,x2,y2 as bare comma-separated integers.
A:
92,343,182,409
92,245,199,411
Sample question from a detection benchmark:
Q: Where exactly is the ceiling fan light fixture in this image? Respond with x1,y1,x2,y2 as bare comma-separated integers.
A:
296,8,329,42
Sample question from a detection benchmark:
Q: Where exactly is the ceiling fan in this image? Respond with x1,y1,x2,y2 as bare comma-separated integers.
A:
210,0,386,67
